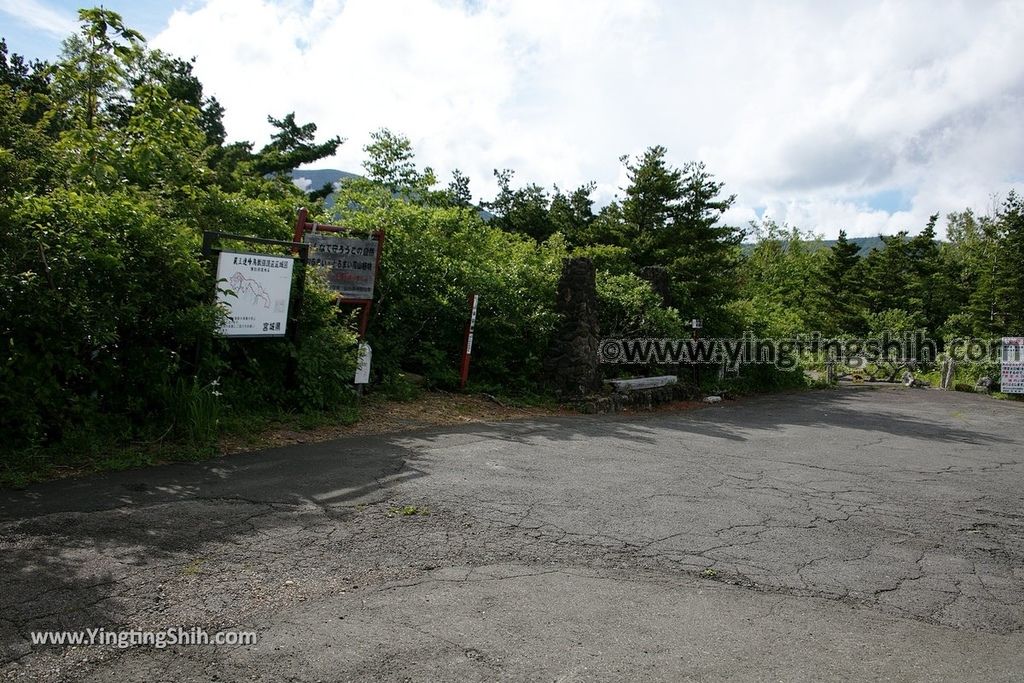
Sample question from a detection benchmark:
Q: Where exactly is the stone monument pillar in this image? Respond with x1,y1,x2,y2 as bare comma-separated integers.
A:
548,258,600,398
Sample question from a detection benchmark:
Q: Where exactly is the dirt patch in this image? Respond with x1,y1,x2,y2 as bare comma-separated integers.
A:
219,393,571,454
219,393,712,455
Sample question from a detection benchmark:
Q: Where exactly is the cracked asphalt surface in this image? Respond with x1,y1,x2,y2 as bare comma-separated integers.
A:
2,386,1024,681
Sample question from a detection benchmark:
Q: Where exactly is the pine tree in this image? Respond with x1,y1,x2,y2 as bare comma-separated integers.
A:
620,145,682,265
943,208,997,336
548,183,596,247
992,192,1024,333
908,215,957,337
661,161,742,320
484,169,554,241
823,230,865,334
446,168,473,207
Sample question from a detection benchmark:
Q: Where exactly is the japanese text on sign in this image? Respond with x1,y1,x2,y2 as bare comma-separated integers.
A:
304,233,377,299
216,251,294,337
1001,337,1024,394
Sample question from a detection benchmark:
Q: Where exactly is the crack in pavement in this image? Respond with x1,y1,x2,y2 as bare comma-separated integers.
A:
2,387,1024,680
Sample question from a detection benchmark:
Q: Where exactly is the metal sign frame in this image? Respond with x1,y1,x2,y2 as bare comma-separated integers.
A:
201,231,310,344
292,207,383,340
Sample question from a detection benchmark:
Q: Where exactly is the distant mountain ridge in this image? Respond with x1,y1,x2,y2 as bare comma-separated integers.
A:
292,170,896,254
290,169,360,206
290,168,495,219
740,235,887,255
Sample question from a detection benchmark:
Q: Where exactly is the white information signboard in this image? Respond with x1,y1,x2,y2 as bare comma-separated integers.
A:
216,251,294,337
1001,337,1024,394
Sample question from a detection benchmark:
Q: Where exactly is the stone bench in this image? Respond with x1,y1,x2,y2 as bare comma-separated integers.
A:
576,375,686,414
604,375,678,393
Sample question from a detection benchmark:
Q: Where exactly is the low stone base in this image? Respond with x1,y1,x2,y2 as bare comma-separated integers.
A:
575,383,697,414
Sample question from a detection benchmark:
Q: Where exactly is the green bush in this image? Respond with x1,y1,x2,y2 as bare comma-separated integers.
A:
0,188,359,461
331,196,566,391
709,363,809,396
162,377,222,449
0,189,214,450
572,244,632,275
596,272,687,338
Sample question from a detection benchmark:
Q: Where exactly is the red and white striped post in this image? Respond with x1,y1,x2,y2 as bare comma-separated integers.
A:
460,293,479,390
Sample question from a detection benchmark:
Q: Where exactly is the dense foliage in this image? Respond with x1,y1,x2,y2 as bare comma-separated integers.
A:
327,133,734,392
0,13,356,471
734,202,1024,369
2,10,721,477
3,9,1020,483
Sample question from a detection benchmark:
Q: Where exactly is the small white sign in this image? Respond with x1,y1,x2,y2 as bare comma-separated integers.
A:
216,251,294,337
354,342,372,384
1001,337,1024,394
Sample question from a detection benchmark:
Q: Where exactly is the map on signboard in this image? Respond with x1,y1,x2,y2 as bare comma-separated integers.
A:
304,232,378,299
1002,337,1024,394
216,251,294,337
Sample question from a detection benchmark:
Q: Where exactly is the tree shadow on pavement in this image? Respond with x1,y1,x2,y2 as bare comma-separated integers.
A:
398,387,1018,449
0,437,426,662
0,386,1019,664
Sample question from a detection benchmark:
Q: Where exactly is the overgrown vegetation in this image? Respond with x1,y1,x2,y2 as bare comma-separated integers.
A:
1,12,356,484
737,206,1024,382
3,8,1021,485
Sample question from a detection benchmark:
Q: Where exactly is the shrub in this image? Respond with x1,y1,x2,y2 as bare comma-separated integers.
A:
331,197,566,391
596,272,687,339
0,189,214,450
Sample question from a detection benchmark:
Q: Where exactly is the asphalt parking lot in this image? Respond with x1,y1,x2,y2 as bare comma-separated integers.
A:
2,386,1023,681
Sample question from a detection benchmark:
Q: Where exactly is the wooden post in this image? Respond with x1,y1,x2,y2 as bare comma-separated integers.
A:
690,318,702,388
292,207,308,247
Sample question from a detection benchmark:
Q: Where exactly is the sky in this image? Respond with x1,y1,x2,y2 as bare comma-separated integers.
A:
2,0,1023,239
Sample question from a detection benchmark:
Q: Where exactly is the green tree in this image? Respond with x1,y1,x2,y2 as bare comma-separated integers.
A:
485,169,555,241
620,145,682,263
119,50,226,147
0,43,58,195
990,192,1024,333
614,149,741,322
735,220,828,336
943,208,998,336
362,128,435,197
861,232,922,326
253,112,342,176
1,10,355,467
908,214,958,337
446,168,473,207
664,161,742,320
53,8,144,131
0,38,52,103
822,230,866,334
549,182,596,246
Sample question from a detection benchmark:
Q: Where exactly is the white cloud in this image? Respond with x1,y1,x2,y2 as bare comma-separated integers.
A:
151,0,1024,238
0,0,76,37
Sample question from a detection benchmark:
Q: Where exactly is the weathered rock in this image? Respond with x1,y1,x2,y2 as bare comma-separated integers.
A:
572,382,694,414
903,370,931,389
547,258,601,398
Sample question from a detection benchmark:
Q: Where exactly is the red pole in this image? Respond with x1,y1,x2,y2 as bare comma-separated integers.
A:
459,293,479,390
